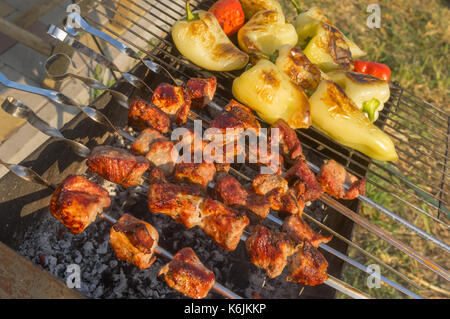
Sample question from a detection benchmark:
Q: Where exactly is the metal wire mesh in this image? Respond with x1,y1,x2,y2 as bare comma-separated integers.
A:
69,0,449,298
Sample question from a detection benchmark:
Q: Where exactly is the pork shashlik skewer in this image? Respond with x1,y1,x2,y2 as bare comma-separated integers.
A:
0,89,422,296
0,163,240,300
1,96,361,282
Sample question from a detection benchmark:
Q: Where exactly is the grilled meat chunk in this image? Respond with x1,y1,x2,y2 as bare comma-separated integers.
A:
87,146,149,187
286,240,329,286
210,111,245,136
50,175,111,234
186,77,217,109
201,198,249,251
266,188,302,215
284,158,323,202
145,140,178,176
271,119,303,160
174,161,217,189
283,215,332,248
128,97,171,132
148,179,204,229
214,174,248,206
252,174,289,195
158,247,215,299
147,175,249,250
317,159,366,200
252,174,303,215
110,213,159,270
131,128,167,155
245,225,296,278
225,99,260,134
152,83,191,125
245,193,271,219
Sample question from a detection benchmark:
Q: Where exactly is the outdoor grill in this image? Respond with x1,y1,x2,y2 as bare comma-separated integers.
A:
0,0,448,299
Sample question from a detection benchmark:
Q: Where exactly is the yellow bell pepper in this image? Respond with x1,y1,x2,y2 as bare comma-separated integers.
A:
326,70,390,122
240,0,284,20
293,6,366,59
237,10,298,56
309,80,398,161
171,1,249,71
232,59,311,129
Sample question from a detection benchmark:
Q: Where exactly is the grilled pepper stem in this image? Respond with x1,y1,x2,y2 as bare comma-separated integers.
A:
362,98,381,123
185,1,199,21
290,0,303,14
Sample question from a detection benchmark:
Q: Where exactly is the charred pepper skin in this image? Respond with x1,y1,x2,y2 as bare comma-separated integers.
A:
232,59,311,129
172,1,248,71
237,10,298,56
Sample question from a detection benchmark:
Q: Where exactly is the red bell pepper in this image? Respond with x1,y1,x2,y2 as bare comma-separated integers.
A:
354,60,391,82
208,0,245,36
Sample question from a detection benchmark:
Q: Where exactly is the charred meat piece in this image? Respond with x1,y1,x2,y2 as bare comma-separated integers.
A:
177,128,210,157
247,141,284,175
252,174,289,195
271,119,303,160
174,161,217,189
152,83,191,125
253,174,303,215
145,140,178,176
214,174,248,206
87,146,149,187
283,215,332,248
50,175,111,234
128,97,171,132
185,77,217,109
245,193,271,219
131,127,167,155
209,111,245,136
225,99,260,134
148,175,248,251
110,213,159,270
201,198,249,251
245,225,296,278
317,159,366,200
158,247,215,299
286,240,329,286
284,158,323,202
147,179,204,229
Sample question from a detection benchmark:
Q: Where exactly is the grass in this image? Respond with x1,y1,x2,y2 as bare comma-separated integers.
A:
278,0,450,299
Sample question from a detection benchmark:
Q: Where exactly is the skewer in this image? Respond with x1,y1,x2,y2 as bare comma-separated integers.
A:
47,25,154,95
2,97,421,299
74,0,450,255
0,159,241,300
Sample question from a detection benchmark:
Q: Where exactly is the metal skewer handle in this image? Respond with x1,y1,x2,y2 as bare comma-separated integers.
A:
44,53,129,109
0,72,133,142
2,97,91,158
47,25,153,94
64,13,179,85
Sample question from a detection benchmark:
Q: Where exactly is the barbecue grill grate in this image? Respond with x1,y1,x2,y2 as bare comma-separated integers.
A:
2,0,448,299
72,0,448,298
